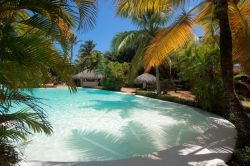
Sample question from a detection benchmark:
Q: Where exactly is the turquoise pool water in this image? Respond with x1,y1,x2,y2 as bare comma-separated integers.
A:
22,88,211,162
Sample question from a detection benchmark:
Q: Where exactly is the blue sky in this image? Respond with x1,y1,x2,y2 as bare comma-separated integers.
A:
73,1,137,58
73,1,203,59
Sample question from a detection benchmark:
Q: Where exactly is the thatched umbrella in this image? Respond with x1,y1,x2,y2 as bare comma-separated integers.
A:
73,69,103,80
135,73,156,89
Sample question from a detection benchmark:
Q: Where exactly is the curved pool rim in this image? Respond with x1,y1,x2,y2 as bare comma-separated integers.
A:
20,88,237,166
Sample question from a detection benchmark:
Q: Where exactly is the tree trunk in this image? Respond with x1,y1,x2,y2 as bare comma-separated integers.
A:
156,66,161,95
70,46,74,63
143,82,146,89
216,0,250,132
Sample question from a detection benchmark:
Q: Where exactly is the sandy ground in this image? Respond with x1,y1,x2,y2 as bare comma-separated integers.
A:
167,91,250,108
166,91,196,101
241,101,250,108
40,83,68,88
121,87,138,94
54,83,68,88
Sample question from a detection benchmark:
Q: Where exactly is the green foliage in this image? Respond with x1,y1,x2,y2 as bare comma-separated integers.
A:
0,88,53,165
0,0,96,57
177,41,225,112
231,146,250,166
0,22,76,89
135,90,198,107
160,79,176,91
101,62,129,91
0,0,97,164
0,140,20,165
111,11,170,82
75,40,104,72
69,35,82,63
79,40,96,58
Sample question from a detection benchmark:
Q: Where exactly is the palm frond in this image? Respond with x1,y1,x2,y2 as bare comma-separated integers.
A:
72,0,97,30
128,43,147,82
193,2,218,40
111,31,144,52
144,12,193,71
115,0,170,16
0,22,75,89
0,110,53,135
0,126,26,141
0,139,20,165
0,0,97,56
229,1,250,73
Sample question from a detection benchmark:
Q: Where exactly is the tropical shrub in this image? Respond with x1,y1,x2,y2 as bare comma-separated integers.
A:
178,41,225,113
135,90,198,107
101,62,128,91
231,146,250,166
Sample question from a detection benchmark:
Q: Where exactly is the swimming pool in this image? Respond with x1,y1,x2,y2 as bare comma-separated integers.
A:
22,88,211,162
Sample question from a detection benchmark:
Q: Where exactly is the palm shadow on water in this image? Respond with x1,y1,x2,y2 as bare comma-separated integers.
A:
79,95,148,118
79,94,185,119
72,92,212,161
167,108,210,130
66,122,158,161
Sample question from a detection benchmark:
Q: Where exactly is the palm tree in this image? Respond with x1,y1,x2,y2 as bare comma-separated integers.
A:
0,22,77,89
0,0,97,164
115,0,250,131
77,40,103,70
0,89,53,164
112,11,171,94
69,35,82,63
0,0,97,57
79,40,97,58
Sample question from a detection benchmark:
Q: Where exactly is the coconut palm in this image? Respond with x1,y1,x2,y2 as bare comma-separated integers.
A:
0,22,77,89
0,0,97,164
115,0,250,131
112,11,171,94
0,0,97,57
79,40,97,58
77,40,103,70
0,87,53,165
69,35,82,63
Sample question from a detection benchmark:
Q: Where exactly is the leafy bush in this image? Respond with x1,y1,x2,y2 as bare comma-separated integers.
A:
177,41,226,113
160,79,176,92
136,90,198,107
101,62,128,91
75,40,104,72
231,146,250,166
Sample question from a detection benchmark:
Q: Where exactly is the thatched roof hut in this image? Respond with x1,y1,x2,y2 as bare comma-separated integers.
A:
73,70,103,80
135,73,156,84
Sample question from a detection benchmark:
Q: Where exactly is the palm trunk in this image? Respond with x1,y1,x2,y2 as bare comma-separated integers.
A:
216,0,250,132
70,46,74,63
156,66,161,95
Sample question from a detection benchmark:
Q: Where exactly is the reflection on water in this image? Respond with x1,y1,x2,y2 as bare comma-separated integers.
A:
23,88,211,162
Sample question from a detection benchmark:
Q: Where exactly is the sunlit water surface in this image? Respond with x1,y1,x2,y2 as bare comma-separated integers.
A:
20,88,211,162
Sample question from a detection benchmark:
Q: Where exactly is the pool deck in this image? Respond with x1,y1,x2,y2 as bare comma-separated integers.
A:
20,94,237,166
